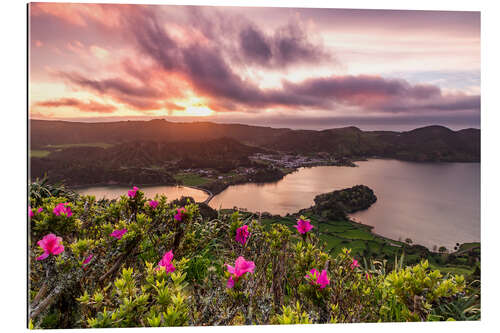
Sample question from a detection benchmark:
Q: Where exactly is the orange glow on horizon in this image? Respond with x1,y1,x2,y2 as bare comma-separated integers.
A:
180,105,214,117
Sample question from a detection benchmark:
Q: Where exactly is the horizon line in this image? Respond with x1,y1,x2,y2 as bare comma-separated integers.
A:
29,117,480,133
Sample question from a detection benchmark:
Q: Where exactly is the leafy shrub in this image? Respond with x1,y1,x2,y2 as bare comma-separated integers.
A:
29,176,77,206
271,302,312,324
379,260,465,321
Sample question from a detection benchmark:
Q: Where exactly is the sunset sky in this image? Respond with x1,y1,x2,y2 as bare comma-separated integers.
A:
29,3,480,130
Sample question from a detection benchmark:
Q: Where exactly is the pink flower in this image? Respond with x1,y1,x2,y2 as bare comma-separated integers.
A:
235,225,250,245
149,200,159,209
225,256,255,288
53,203,72,217
30,206,44,218
305,268,330,289
295,218,313,234
227,276,235,288
350,259,360,270
36,234,64,261
174,207,186,221
156,250,176,273
365,273,371,280
110,228,128,240
82,254,93,268
127,186,139,198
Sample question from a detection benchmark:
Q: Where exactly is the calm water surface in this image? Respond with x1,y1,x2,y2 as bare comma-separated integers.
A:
77,185,209,202
209,159,480,249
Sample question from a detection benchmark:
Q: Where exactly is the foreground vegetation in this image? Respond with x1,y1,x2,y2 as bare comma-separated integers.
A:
28,183,480,329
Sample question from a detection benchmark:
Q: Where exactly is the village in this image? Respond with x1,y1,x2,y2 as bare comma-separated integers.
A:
176,152,355,183
249,152,354,168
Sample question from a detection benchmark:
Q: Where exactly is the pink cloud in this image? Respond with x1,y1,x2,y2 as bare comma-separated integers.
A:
66,40,85,54
35,98,117,114
90,45,109,59
30,3,126,28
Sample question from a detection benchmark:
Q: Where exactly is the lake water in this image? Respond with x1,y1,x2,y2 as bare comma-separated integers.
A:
76,185,209,202
209,159,480,250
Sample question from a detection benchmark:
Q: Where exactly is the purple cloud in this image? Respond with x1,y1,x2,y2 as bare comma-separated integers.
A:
35,98,116,113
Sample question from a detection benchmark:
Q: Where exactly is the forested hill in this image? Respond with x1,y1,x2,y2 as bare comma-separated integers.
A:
30,120,480,162
29,119,290,148
266,125,480,162
30,138,266,186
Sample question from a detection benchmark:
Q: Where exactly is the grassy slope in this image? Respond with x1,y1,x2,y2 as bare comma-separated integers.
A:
174,172,211,186
30,143,114,159
30,150,51,158
258,212,477,276
45,143,114,149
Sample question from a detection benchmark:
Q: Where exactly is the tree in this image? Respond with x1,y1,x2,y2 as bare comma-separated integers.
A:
438,246,448,254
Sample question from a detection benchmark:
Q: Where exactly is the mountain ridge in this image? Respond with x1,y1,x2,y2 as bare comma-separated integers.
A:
30,119,480,163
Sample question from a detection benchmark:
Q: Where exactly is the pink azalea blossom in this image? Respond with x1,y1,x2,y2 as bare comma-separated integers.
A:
365,273,371,280
82,254,93,268
36,234,64,261
294,218,313,234
350,259,360,270
53,203,72,217
30,206,44,218
225,256,255,288
156,250,176,273
174,207,186,221
235,225,250,245
127,186,139,198
227,276,235,288
149,200,159,209
110,228,128,240
305,268,330,289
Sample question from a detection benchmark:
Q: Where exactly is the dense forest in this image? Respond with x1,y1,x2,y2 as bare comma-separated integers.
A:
31,120,480,162
30,138,269,186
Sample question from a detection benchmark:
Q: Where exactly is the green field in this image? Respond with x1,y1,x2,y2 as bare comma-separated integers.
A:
261,214,381,255
174,172,211,186
44,142,114,149
30,150,51,158
458,242,480,252
430,264,474,276
30,143,114,159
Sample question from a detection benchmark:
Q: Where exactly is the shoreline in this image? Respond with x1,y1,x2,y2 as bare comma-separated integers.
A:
348,215,480,253
70,181,177,190
66,162,478,252
70,182,478,253
184,185,214,204
72,182,213,204
55,158,480,192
